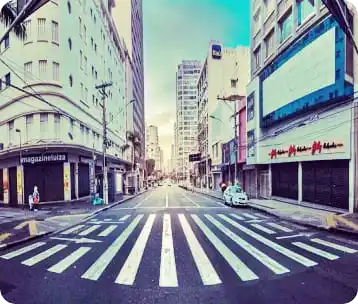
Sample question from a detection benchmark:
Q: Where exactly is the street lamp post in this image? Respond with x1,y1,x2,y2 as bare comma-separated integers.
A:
206,118,209,192
15,128,25,206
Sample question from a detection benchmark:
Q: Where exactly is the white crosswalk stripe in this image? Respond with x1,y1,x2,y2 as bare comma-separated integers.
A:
242,213,259,220
253,213,272,219
192,214,258,281
179,214,221,285
2,213,357,288
119,215,130,221
116,214,156,285
266,223,293,233
310,238,357,254
159,214,178,287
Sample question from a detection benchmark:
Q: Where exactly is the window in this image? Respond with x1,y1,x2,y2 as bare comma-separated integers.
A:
83,25,87,42
94,43,97,53
231,79,237,88
24,20,31,42
54,114,60,139
24,62,32,81
8,120,14,145
5,73,10,87
279,10,292,42
247,93,255,121
84,56,87,74
253,46,261,70
67,1,71,13
37,18,46,40
53,62,59,81
4,34,9,48
69,75,73,87
39,60,47,78
26,115,33,141
70,119,74,136
80,50,83,69
297,0,315,26
264,30,275,58
80,82,84,99
40,113,48,138
68,38,72,50
264,0,275,16
51,21,59,43
346,11,354,77
85,87,88,102
79,17,82,36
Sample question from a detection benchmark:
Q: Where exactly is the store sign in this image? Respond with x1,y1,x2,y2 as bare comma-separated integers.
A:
21,153,68,164
17,166,23,204
3,168,8,204
269,141,344,159
63,163,71,201
212,44,222,59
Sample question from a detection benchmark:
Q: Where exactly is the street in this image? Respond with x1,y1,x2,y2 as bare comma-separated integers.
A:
0,185,357,304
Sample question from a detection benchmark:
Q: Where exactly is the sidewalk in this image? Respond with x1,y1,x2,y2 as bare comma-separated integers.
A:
0,190,147,249
185,186,358,234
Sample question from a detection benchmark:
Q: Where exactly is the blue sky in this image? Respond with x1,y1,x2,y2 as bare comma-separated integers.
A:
143,0,250,160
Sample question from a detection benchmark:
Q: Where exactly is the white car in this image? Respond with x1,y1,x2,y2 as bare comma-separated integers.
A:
223,185,249,207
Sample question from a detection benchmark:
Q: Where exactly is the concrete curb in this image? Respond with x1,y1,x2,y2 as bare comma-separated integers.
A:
0,190,147,251
182,186,358,236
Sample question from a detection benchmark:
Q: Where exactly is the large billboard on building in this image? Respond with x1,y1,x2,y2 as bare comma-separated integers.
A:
260,16,353,127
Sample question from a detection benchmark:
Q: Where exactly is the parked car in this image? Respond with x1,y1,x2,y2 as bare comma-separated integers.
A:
223,185,249,207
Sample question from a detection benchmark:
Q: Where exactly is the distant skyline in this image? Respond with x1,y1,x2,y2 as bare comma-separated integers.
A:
143,0,250,161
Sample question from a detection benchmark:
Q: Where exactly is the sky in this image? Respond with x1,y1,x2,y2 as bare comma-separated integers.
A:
143,0,250,163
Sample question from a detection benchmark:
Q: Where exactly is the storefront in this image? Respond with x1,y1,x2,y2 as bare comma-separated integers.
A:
272,163,298,200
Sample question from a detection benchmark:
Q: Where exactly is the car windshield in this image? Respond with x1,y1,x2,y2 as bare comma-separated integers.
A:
231,186,243,193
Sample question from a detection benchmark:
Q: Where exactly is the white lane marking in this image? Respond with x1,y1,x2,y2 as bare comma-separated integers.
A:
159,214,178,287
230,214,245,221
191,215,258,281
104,219,112,221
116,206,228,209
166,191,169,208
254,213,271,219
116,214,156,285
310,238,357,254
206,215,289,275
98,225,117,237
22,244,67,266
179,214,221,285
119,215,130,221
1,242,46,260
276,232,316,240
242,213,259,220
218,214,317,267
292,242,339,260
251,224,276,234
48,247,91,273
61,225,85,235
246,219,266,223
266,223,293,233
81,215,143,281
182,193,200,207
78,225,101,236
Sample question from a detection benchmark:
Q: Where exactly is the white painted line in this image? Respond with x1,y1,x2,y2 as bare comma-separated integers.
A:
191,214,258,281
242,213,259,220
1,242,46,260
61,225,85,235
22,244,67,266
159,214,178,287
166,191,169,208
253,213,271,219
266,223,293,233
218,214,317,267
116,206,228,209
292,242,339,261
230,214,245,221
98,225,117,237
119,215,130,221
191,192,228,208
206,215,289,275
48,247,91,273
251,224,276,234
246,219,266,223
78,225,101,236
116,214,156,285
179,214,221,285
81,215,143,281
104,219,112,221
310,238,357,254
182,193,200,207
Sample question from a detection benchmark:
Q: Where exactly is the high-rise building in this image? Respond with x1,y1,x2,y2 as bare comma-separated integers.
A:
0,0,129,205
246,0,356,212
175,60,202,181
145,125,163,172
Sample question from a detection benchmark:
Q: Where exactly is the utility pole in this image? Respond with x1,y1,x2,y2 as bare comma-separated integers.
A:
95,82,112,205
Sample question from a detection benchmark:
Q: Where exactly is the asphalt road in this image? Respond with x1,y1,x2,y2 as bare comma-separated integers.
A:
1,185,358,304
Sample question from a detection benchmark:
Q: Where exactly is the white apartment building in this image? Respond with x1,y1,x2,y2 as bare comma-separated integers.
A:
0,0,131,205
246,0,357,212
197,41,249,189
175,60,201,181
145,124,163,172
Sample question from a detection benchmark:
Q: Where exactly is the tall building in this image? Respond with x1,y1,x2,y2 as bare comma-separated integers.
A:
197,41,249,189
247,0,356,212
0,0,130,205
145,125,163,172
175,60,201,181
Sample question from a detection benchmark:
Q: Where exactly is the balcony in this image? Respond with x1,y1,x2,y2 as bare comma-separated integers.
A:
264,11,275,35
278,0,292,19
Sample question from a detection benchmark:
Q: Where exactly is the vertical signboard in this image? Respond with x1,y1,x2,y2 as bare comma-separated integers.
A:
17,165,23,204
89,160,95,194
247,130,256,157
63,162,71,201
116,172,123,193
3,168,9,204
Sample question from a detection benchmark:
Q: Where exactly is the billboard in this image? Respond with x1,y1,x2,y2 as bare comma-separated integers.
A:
212,44,222,59
260,16,353,127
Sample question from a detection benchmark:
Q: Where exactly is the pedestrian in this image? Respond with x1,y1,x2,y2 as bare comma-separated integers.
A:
32,185,40,211
220,181,227,197
28,194,34,211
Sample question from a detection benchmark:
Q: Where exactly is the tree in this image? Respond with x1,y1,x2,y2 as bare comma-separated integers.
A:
0,3,26,39
122,130,141,171
146,159,155,176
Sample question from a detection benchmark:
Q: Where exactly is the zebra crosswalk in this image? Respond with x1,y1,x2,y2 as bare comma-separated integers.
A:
1,212,357,288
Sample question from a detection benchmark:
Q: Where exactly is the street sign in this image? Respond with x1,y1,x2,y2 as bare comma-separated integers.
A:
189,153,201,162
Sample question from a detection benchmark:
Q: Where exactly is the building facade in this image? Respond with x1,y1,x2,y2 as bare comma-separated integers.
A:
0,0,131,205
197,41,249,189
145,124,163,172
247,0,356,212
175,60,201,181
